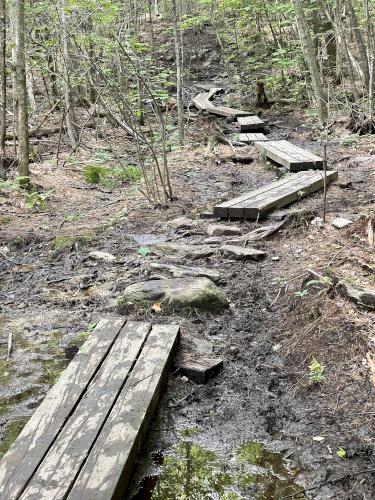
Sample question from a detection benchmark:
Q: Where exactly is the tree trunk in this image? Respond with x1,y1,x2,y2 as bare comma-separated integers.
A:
346,0,370,88
294,0,328,125
14,0,29,178
0,0,6,179
60,0,79,150
171,0,184,145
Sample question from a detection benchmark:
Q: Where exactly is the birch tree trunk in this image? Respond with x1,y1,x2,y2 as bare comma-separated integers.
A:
171,0,184,145
294,0,328,125
14,0,29,178
60,0,78,150
0,0,6,179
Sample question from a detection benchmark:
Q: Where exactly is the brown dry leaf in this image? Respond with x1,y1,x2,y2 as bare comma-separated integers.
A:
151,302,162,313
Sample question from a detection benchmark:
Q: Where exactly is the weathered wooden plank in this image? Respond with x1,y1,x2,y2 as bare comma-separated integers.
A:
267,140,323,164
248,170,338,218
67,324,180,500
192,90,250,118
239,133,268,143
0,317,127,500
227,171,338,219
237,115,265,131
19,321,152,500
213,171,314,217
255,141,308,169
255,140,323,170
228,171,317,218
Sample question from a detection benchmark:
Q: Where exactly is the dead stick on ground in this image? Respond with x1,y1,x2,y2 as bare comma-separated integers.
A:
366,353,375,388
7,331,12,360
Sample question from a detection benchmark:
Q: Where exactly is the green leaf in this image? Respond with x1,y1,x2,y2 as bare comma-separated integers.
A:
138,246,151,257
337,448,346,459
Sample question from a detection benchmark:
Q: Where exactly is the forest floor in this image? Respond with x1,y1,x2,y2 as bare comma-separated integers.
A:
1,55,375,500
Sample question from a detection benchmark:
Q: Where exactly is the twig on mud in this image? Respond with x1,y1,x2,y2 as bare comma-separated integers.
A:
0,250,21,265
7,331,12,360
170,386,201,407
326,247,345,268
269,287,283,308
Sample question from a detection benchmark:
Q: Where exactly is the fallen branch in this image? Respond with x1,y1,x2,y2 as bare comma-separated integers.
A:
227,220,286,245
366,353,375,388
7,331,12,360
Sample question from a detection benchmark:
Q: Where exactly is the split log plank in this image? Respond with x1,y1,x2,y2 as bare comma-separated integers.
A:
192,90,250,118
237,116,265,131
255,140,323,171
214,170,338,219
214,171,315,217
239,133,268,143
0,319,180,500
67,324,180,500
0,317,127,500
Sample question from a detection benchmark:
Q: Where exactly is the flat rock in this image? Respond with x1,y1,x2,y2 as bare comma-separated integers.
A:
175,355,224,384
331,217,353,229
338,281,375,309
207,224,242,237
203,237,222,245
118,277,229,313
167,217,199,231
153,242,215,260
220,244,266,260
149,262,223,283
88,251,117,263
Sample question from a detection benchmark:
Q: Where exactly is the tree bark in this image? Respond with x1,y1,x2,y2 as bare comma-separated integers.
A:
0,0,6,179
171,0,184,145
294,0,328,125
60,0,79,150
14,0,29,178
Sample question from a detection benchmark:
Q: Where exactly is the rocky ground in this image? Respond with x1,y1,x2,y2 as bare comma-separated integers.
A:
1,87,375,498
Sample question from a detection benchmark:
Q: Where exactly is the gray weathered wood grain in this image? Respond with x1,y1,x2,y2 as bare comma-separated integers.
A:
238,132,268,143
67,324,180,500
214,170,338,219
0,317,126,500
255,140,323,170
214,171,313,217
237,115,265,131
19,321,152,500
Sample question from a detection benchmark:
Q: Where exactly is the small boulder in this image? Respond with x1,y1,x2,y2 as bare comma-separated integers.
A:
167,217,199,231
118,277,228,313
89,251,117,263
149,262,223,283
331,217,353,229
207,224,242,237
153,242,215,260
220,244,266,260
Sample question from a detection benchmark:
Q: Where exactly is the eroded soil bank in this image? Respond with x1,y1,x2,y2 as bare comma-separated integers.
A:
1,104,375,498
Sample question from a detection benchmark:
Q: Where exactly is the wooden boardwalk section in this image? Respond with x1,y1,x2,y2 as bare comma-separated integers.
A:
255,140,323,171
214,170,338,219
192,90,250,118
237,116,265,131
0,318,180,500
239,132,268,144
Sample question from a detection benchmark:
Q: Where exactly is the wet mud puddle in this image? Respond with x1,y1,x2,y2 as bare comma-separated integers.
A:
131,431,303,500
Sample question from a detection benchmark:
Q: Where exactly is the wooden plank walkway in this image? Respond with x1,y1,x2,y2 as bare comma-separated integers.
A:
237,116,265,131
255,140,323,171
214,170,338,219
239,132,268,144
192,90,250,118
0,319,180,500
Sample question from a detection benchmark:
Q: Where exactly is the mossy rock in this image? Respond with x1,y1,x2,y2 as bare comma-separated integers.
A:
118,278,228,313
51,233,95,254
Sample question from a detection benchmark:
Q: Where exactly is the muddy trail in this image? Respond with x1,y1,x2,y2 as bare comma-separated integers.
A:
1,91,375,499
